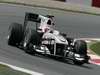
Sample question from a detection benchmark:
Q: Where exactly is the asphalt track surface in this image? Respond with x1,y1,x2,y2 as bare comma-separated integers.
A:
0,3,100,75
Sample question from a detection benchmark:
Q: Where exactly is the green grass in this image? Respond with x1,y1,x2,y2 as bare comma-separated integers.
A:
0,64,30,75
90,42,100,56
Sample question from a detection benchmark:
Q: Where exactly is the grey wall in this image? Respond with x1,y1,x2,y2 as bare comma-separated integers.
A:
66,0,92,6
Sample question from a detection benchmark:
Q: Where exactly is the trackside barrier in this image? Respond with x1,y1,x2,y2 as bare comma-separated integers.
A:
0,0,100,16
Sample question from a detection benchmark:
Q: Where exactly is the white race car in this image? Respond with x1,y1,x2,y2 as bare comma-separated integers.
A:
8,12,90,65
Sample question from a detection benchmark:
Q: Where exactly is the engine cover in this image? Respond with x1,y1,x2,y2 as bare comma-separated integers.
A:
42,31,68,45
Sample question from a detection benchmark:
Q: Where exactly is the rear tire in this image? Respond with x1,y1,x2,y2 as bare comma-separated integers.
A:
8,23,24,46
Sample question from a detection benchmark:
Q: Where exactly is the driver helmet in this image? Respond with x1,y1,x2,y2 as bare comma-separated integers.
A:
46,15,55,26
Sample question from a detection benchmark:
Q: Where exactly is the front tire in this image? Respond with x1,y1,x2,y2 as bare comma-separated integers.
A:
73,60,84,65
74,40,87,55
73,40,87,65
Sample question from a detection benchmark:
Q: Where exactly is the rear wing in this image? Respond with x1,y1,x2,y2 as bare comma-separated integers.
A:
24,12,41,28
25,13,40,22
23,12,55,30
24,12,54,24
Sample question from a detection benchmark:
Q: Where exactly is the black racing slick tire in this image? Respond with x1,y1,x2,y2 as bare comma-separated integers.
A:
72,40,88,65
73,60,84,65
8,23,24,46
23,28,41,53
74,40,87,55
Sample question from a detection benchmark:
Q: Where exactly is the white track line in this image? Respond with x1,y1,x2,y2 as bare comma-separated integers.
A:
0,62,44,75
77,38,100,42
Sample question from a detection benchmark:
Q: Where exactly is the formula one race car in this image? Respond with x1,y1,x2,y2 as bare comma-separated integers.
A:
7,12,90,65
